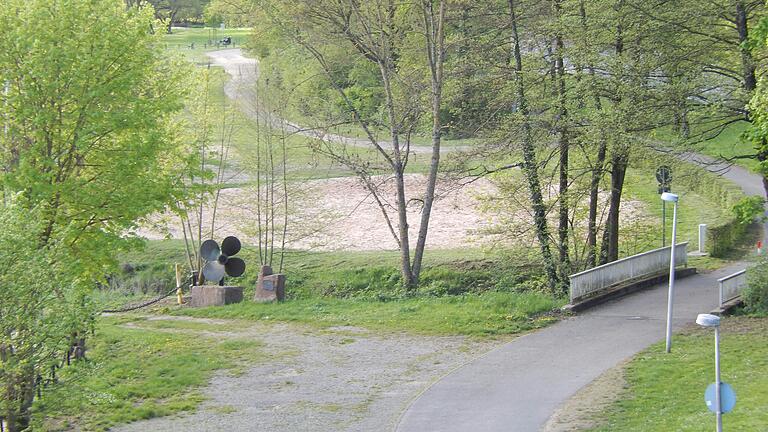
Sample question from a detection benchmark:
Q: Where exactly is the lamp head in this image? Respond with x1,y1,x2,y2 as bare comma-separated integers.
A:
661,192,679,202
696,313,721,328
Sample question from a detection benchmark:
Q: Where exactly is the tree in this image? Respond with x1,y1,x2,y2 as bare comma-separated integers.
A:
127,0,209,32
249,0,447,289
0,0,196,428
0,203,89,432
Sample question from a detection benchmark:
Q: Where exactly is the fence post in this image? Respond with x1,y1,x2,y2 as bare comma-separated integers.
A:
699,224,707,254
718,279,724,309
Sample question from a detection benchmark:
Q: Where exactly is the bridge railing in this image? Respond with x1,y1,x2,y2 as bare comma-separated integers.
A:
718,269,747,308
569,242,689,303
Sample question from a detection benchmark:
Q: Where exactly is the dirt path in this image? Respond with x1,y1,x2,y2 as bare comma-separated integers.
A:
111,316,499,432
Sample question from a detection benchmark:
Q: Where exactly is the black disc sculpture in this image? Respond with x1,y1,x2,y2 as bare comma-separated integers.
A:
200,236,246,284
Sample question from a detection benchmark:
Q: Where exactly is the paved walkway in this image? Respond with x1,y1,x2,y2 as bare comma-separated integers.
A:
396,157,766,432
395,264,744,432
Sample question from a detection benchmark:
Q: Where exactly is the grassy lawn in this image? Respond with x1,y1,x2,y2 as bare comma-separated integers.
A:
29,315,269,431
588,316,768,431
110,239,548,300
174,291,561,337
106,240,560,338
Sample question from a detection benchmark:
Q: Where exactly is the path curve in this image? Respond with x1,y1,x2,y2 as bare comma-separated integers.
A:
206,49,467,155
395,160,766,432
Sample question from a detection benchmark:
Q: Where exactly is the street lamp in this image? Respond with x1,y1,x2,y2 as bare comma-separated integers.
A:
662,192,679,353
697,313,723,432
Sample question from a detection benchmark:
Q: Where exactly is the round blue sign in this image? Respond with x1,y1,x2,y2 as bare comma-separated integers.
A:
705,382,736,414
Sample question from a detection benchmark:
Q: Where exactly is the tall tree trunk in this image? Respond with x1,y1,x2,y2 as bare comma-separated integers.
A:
586,134,608,267
393,162,414,287
576,0,608,269
379,59,415,288
600,151,627,264
735,1,766,199
599,6,627,265
509,0,560,292
736,1,757,92
600,8,629,264
6,370,35,432
554,0,570,291
412,0,446,284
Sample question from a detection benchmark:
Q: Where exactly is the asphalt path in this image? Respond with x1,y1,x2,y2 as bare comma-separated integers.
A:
395,159,766,432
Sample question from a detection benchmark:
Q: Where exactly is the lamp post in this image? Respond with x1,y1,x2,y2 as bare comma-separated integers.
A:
662,192,679,353
697,313,722,432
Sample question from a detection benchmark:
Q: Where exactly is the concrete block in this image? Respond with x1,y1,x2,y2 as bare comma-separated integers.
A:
190,285,244,307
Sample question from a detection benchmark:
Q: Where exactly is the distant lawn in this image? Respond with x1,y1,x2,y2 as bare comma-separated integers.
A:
695,122,760,173
654,122,760,173
30,316,268,431
161,27,253,63
588,316,768,431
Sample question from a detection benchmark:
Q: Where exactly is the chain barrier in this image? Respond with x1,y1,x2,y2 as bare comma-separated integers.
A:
101,276,191,313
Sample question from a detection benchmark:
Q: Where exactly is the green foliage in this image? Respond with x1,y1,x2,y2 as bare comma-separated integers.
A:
29,316,266,431
589,317,768,431
705,196,764,258
0,0,198,277
744,258,768,313
748,14,768,177
0,202,93,430
732,196,766,225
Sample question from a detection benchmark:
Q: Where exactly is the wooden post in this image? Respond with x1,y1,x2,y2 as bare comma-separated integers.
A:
175,263,184,305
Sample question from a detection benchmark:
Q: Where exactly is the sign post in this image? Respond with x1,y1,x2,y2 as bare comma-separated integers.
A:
698,313,736,432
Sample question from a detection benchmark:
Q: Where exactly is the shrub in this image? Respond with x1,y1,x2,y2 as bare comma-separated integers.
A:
744,258,768,313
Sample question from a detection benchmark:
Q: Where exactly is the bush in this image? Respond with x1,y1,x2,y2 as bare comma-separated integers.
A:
744,258,768,313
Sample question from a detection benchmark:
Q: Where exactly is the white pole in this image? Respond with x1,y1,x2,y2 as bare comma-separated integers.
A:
665,201,678,353
699,224,707,254
715,326,723,432
718,280,724,310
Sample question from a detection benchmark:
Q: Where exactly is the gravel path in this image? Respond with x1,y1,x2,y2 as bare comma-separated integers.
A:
112,317,498,432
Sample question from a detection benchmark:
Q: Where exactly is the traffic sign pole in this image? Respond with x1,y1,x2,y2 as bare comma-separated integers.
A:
715,326,722,432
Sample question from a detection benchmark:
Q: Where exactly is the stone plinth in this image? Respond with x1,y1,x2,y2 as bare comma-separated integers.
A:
190,285,244,307
254,265,286,302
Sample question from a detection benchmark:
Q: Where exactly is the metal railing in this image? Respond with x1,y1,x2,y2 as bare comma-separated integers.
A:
718,269,747,308
569,242,689,303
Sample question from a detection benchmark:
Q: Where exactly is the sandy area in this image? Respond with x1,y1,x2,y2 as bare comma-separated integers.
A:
139,173,648,252
139,174,498,250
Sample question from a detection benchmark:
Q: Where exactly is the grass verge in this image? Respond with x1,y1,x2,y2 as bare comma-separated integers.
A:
587,316,768,431
29,316,267,431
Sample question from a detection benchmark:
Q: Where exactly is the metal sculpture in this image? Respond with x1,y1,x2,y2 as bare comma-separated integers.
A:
200,236,246,284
